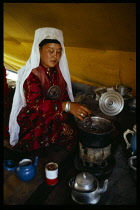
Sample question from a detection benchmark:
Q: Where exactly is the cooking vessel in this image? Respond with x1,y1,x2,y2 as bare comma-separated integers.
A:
77,116,115,148
115,84,132,96
69,172,108,204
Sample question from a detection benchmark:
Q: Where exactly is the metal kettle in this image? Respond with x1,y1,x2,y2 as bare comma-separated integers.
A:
69,172,108,204
115,84,132,96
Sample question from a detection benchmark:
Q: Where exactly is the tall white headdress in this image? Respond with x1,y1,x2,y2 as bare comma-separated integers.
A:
9,27,74,146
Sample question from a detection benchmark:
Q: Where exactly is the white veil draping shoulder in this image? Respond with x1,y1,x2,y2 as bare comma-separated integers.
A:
9,27,74,146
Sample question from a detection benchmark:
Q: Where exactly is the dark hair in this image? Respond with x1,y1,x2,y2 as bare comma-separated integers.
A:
39,39,61,47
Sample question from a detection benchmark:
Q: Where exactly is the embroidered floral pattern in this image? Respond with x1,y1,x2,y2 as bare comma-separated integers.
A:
15,66,77,151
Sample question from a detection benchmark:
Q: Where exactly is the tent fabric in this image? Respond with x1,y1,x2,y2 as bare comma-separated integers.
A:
4,3,136,94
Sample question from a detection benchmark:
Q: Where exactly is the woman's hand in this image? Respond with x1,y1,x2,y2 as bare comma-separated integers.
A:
61,123,73,135
69,102,92,121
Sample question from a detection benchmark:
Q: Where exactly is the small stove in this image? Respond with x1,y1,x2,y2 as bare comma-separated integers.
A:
74,116,117,179
79,142,111,167
74,91,123,179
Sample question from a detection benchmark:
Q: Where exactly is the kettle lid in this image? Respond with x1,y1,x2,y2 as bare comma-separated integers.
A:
74,172,97,192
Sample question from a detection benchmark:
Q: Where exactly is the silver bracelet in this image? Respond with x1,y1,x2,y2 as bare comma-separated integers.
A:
64,101,70,113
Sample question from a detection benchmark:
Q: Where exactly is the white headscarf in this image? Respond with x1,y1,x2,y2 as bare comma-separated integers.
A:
9,27,74,146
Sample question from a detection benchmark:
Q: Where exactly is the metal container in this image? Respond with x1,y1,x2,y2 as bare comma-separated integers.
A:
74,172,97,192
115,84,132,96
45,162,58,185
99,89,124,116
78,116,114,134
69,172,108,205
78,117,115,148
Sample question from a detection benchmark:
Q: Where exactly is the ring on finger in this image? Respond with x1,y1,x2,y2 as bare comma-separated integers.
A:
80,113,84,117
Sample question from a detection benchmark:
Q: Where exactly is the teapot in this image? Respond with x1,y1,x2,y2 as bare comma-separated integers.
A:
115,84,132,96
4,156,38,181
123,124,136,154
69,172,108,204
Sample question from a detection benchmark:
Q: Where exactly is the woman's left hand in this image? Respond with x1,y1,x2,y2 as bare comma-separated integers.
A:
61,123,73,135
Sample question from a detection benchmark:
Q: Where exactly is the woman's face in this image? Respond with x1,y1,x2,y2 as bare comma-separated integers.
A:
39,43,62,68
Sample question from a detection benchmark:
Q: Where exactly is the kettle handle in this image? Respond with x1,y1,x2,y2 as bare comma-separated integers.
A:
128,156,136,171
123,129,134,149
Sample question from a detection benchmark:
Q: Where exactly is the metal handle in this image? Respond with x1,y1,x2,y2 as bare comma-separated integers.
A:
123,129,134,149
128,156,136,171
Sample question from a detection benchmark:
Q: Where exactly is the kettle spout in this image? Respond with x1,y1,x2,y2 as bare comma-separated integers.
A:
100,179,108,193
34,156,38,166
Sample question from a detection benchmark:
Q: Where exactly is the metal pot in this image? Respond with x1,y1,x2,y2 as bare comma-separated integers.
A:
69,172,108,204
78,116,114,135
77,117,115,148
115,84,132,96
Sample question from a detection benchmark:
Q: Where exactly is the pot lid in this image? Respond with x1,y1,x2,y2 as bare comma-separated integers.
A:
74,172,97,192
99,90,124,116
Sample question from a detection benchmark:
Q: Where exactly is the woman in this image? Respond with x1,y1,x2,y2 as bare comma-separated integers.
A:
9,27,91,152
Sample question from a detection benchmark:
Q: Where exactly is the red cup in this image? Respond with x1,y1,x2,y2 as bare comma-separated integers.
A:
45,162,58,186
